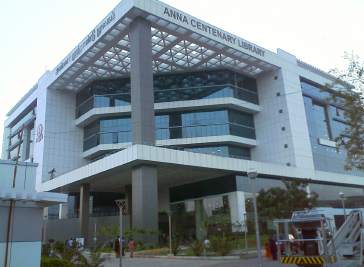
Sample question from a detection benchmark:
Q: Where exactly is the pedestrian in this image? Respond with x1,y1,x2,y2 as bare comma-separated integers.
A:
269,235,278,260
265,243,272,260
128,238,135,258
114,236,120,258
68,238,73,248
110,237,114,249
121,236,126,257
65,240,68,250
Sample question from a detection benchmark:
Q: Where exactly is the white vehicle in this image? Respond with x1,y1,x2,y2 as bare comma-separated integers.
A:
274,210,364,267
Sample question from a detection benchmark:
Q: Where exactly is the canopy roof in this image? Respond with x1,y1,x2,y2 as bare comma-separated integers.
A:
48,0,279,92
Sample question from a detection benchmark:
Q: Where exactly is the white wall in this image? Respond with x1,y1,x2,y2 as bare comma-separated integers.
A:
0,241,41,267
252,50,315,171
0,160,37,190
38,88,89,185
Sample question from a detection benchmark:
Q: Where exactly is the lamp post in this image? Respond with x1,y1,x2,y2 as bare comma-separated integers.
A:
244,212,248,255
166,211,173,256
247,168,262,267
43,215,48,244
115,199,126,267
339,192,347,221
94,220,97,246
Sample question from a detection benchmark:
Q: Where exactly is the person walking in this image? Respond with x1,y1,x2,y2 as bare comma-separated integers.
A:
114,236,120,258
265,243,272,260
128,238,135,258
110,237,114,249
65,240,68,251
68,238,73,248
269,235,278,260
121,237,126,257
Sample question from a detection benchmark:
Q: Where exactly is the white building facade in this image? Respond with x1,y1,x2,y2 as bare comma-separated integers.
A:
2,0,363,245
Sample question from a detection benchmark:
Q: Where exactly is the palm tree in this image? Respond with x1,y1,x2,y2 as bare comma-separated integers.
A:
76,246,111,267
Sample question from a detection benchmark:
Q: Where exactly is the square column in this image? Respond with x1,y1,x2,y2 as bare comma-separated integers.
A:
130,17,158,243
132,165,158,243
130,17,155,144
59,202,68,219
195,199,208,239
79,183,90,246
125,184,132,229
229,191,246,232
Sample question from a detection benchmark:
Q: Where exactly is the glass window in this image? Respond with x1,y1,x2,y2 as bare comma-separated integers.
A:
312,102,331,140
76,70,258,118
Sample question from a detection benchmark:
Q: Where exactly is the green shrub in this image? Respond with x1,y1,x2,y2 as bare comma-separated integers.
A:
76,246,111,267
41,243,52,258
209,236,232,256
219,238,232,256
41,258,74,267
188,238,204,256
171,237,182,256
209,236,220,255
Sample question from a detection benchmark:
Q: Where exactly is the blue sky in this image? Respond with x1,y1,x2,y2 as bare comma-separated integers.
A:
0,0,362,148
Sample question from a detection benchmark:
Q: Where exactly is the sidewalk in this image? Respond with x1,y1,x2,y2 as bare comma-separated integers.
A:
104,257,297,267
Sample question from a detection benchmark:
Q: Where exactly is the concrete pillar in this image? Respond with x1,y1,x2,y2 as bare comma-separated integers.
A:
43,207,49,243
229,191,246,232
59,202,68,219
130,17,158,243
132,165,158,243
79,183,90,246
125,184,132,214
130,17,155,144
158,185,170,212
195,199,208,239
1,127,10,160
125,184,132,229
21,126,29,160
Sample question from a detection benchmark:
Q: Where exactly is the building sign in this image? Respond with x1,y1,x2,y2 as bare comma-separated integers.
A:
163,8,265,57
36,124,43,143
55,11,115,75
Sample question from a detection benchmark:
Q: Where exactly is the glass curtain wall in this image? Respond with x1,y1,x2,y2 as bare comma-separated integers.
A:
301,80,364,176
76,69,258,118
83,109,255,151
170,195,230,240
7,106,36,161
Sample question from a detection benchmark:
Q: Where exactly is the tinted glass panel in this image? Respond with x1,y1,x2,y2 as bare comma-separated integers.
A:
76,70,258,118
301,79,364,177
83,109,256,151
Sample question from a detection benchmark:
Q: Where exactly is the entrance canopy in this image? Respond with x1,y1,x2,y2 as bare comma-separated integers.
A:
48,0,279,92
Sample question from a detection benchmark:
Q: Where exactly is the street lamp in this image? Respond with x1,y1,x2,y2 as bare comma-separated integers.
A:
247,168,262,267
166,211,173,256
339,192,347,221
43,215,48,244
94,220,97,246
115,199,126,267
244,212,248,255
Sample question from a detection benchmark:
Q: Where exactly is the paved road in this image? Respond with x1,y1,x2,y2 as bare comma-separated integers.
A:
104,257,297,267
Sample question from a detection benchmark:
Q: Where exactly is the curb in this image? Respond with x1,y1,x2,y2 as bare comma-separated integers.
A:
135,255,241,260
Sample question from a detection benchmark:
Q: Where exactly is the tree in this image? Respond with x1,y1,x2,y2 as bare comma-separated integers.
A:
322,53,364,171
76,246,111,267
256,179,318,219
96,226,118,239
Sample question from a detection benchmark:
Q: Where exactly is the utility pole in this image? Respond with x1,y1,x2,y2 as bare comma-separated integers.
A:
5,125,24,267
